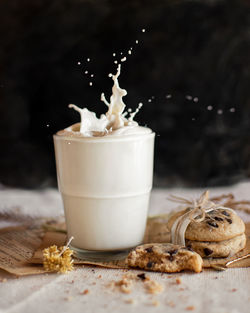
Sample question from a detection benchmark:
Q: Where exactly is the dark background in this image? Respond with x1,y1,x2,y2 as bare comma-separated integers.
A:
1,0,250,188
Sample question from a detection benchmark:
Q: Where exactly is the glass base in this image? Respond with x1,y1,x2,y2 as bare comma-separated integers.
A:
70,244,130,262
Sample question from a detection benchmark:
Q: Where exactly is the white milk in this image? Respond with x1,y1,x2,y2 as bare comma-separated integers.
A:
54,131,154,250
65,64,144,137
54,64,155,254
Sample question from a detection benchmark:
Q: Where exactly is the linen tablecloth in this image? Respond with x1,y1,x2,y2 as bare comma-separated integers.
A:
0,182,249,313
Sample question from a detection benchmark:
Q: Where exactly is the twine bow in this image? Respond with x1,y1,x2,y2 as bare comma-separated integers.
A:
168,190,221,223
168,191,228,245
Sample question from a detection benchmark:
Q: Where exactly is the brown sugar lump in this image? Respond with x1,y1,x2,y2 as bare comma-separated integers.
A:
127,243,203,273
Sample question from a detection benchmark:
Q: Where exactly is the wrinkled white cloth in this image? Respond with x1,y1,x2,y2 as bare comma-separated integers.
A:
0,182,249,313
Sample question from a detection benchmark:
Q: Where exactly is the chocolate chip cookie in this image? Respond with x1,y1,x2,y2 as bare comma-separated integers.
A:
127,243,203,273
186,233,246,258
168,208,245,242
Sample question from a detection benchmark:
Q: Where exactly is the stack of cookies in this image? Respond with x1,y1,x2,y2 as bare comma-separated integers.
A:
167,208,246,258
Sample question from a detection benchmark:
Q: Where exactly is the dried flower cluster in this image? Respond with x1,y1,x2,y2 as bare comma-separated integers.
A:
43,242,74,274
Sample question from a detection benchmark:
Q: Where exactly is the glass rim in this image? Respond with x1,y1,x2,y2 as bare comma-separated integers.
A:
53,131,155,143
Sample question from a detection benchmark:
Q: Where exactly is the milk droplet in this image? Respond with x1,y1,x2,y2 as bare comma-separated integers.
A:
128,108,132,112
207,105,213,111
135,40,139,44
192,117,195,121
128,50,132,55
46,124,50,127
91,74,94,77
85,71,88,74
77,62,81,65
217,109,223,115
89,82,93,86
142,29,145,32
185,95,192,100
166,94,172,99
128,102,143,121
148,99,152,103
113,53,116,57
121,57,127,62
87,58,90,62
120,52,123,55
114,60,118,64
230,108,235,112
108,73,112,77
70,64,129,136
151,96,155,99
193,97,199,102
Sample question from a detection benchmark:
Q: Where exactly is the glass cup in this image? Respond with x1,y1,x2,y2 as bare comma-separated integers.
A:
53,130,155,260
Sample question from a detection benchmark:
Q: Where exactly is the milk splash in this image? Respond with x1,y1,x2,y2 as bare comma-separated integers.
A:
68,64,142,137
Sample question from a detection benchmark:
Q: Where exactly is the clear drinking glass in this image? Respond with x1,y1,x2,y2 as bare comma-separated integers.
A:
53,131,155,260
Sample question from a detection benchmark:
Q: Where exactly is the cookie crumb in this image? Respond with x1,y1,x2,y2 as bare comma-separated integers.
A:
120,284,132,294
0,278,7,283
98,275,102,279
107,281,116,290
167,301,175,307
64,296,73,301
152,300,160,306
125,298,135,304
81,289,89,295
186,306,195,311
115,274,136,294
137,273,148,281
109,273,163,296
231,288,237,292
176,278,182,284
123,273,137,280
145,280,164,294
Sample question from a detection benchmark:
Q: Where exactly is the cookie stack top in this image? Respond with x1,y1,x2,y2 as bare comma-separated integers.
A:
167,208,245,242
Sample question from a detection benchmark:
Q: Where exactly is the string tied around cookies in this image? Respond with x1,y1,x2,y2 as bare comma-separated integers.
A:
167,191,233,246
168,190,222,223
